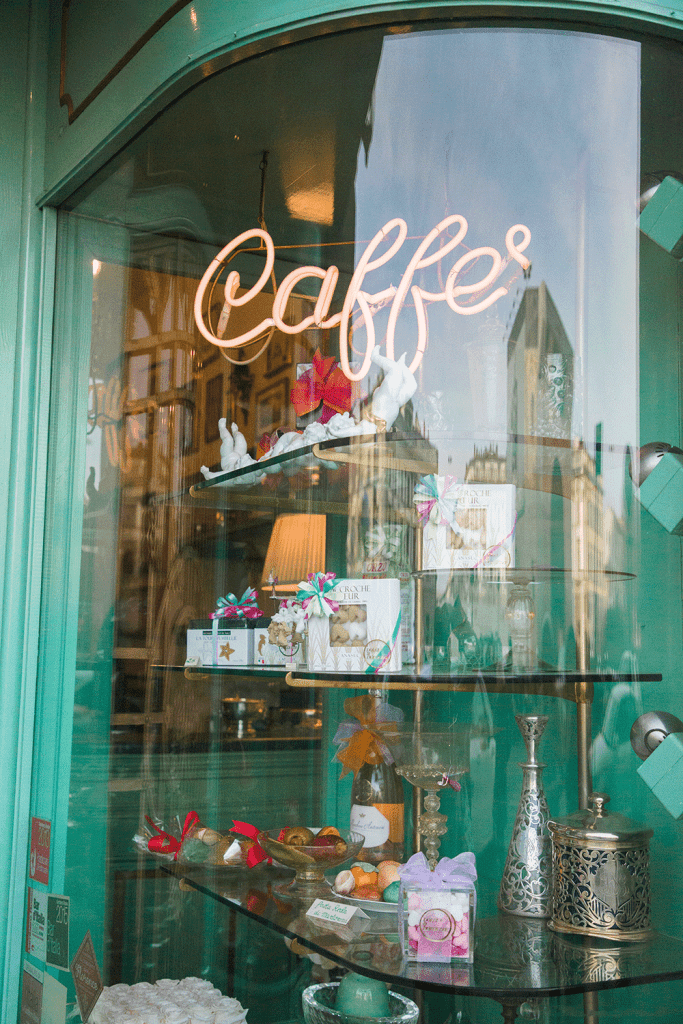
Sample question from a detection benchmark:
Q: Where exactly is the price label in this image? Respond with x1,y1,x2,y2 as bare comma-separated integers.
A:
26,888,47,960
306,899,368,927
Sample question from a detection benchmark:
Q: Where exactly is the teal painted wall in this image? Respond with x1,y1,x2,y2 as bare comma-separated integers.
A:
0,6,55,1024
40,0,683,206
0,2,53,1022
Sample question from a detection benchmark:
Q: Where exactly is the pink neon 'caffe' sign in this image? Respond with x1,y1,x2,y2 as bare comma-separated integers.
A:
194,216,531,382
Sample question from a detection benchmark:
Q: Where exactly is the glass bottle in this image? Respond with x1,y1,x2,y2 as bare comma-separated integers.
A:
350,746,405,864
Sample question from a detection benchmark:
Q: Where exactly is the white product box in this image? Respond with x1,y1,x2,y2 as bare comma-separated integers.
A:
253,623,305,666
422,483,516,570
399,571,415,665
186,619,265,666
307,578,402,674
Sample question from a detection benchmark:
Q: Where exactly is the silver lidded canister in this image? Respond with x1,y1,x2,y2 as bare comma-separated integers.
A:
548,793,653,942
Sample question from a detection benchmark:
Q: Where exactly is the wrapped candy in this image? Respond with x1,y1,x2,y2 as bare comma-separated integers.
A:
142,813,262,868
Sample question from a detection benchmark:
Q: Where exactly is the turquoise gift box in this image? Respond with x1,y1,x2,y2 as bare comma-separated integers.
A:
637,732,683,819
639,175,683,258
637,450,683,535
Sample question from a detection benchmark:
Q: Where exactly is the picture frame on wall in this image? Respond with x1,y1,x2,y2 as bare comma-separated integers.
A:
255,378,289,438
266,332,292,378
204,374,223,443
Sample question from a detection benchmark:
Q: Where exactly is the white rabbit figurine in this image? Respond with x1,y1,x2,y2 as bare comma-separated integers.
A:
369,348,417,430
200,419,256,480
231,421,248,459
218,418,237,470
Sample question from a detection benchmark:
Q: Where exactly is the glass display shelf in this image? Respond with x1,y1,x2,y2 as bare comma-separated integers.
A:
284,669,661,701
153,663,293,682
153,431,437,515
155,428,624,513
414,568,636,583
166,662,661,701
162,864,683,1007
190,431,438,491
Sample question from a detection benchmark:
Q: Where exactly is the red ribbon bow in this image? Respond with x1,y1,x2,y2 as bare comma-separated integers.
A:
230,820,272,868
146,811,199,861
290,350,352,424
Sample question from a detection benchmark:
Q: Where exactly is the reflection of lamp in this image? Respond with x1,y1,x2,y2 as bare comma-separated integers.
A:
261,514,326,594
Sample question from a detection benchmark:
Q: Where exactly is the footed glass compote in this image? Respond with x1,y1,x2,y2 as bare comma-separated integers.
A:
384,725,470,870
258,828,364,899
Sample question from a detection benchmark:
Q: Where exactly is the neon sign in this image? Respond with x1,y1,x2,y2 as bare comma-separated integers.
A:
194,216,531,381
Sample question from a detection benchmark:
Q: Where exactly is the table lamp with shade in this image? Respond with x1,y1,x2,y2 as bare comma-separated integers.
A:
261,513,327,598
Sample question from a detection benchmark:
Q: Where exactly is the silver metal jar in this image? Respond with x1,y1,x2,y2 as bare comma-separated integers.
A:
547,794,653,942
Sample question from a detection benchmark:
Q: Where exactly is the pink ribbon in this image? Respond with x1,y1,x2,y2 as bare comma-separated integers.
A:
437,773,462,791
472,513,519,569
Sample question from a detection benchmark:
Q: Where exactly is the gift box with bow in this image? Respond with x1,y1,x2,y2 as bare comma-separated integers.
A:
415,475,517,570
305,575,403,674
186,589,268,666
398,852,477,963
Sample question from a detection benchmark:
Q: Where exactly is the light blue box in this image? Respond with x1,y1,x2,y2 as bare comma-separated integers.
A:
638,732,683,819
638,451,683,534
640,176,683,258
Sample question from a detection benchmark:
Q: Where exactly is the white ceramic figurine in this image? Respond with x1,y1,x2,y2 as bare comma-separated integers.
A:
200,419,258,480
369,348,417,430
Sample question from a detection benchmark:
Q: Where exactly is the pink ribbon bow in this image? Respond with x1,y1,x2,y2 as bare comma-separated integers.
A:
295,572,341,618
413,474,460,528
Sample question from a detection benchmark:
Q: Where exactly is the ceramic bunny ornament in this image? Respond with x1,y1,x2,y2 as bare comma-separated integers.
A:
218,418,238,471
231,421,248,459
369,348,417,430
200,419,256,479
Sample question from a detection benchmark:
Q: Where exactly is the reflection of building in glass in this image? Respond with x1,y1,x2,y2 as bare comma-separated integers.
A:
465,445,507,484
507,282,574,488
571,442,629,648
504,282,629,668
344,406,437,579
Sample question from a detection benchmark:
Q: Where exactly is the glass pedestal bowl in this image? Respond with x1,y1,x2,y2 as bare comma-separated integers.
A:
384,725,470,870
302,982,419,1024
257,828,364,898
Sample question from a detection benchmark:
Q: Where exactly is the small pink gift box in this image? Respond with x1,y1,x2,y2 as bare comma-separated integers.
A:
398,852,476,963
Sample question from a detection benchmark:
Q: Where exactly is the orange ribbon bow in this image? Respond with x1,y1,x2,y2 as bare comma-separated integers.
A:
333,695,399,778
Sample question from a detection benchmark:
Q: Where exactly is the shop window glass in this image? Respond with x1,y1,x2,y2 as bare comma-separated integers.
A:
43,19,683,1023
